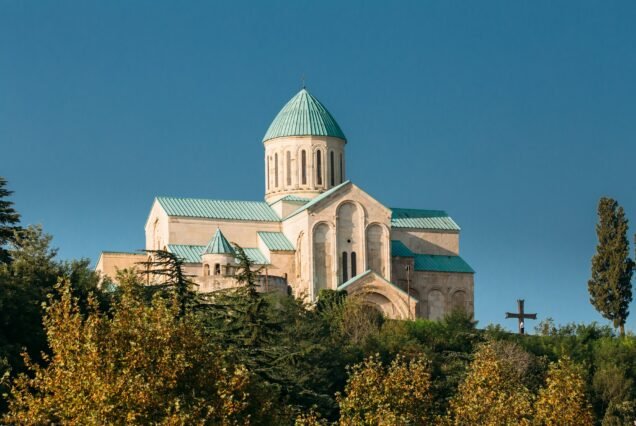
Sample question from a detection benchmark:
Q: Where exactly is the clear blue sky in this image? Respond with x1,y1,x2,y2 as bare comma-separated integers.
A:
2,1,635,333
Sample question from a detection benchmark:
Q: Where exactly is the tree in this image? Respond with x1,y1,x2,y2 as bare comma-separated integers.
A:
337,353,434,425
534,357,594,425
447,341,534,425
0,177,21,265
3,277,275,425
588,197,634,337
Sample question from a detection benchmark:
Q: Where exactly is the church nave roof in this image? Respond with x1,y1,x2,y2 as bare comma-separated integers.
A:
156,197,280,222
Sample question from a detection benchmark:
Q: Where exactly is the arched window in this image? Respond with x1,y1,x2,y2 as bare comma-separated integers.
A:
301,150,307,185
214,263,221,275
339,153,344,183
316,150,322,185
204,264,210,276
274,153,279,188
330,151,335,186
266,156,270,190
342,252,348,283
286,151,291,186
351,251,357,277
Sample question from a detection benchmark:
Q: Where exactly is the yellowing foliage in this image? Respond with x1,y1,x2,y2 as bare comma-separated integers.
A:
337,353,433,425
3,278,265,425
447,341,534,425
534,357,594,426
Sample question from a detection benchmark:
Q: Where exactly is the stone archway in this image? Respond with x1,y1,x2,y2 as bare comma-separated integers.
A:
337,270,417,320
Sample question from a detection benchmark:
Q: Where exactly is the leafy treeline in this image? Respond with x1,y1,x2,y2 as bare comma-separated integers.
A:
0,177,635,424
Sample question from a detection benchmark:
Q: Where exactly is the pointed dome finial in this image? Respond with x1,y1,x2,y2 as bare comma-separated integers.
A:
202,228,235,255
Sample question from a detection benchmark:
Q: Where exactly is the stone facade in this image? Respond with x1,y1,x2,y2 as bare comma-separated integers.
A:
96,88,475,320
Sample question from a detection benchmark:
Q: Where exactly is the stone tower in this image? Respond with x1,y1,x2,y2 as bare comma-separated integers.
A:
263,88,347,204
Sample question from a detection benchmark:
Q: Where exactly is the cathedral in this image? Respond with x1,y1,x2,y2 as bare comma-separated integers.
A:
96,88,475,320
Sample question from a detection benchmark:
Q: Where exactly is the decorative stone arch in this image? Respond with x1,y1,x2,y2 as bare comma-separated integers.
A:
312,221,334,299
338,270,417,320
297,147,308,186
285,149,293,187
295,231,304,278
312,146,326,187
427,288,446,321
365,222,390,279
336,201,366,284
451,289,468,313
329,149,336,187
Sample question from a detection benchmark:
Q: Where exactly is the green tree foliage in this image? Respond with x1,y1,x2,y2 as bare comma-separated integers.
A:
199,246,344,418
0,177,21,265
534,357,594,426
0,226,102,379
3,278,276,425
337,353,434,425
588,197,634,336
140,249,201,316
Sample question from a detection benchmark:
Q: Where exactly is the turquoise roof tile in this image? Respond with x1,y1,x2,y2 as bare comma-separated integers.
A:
263,88,346,142
168,244,269,265
203,228,235,255
157,197,280,222
391,240,414,257
414,254,474,273
167,245,206,263
269,194,311,205
242,248,270,265
258,232,295,251
391,208,460,231
285,180,351,220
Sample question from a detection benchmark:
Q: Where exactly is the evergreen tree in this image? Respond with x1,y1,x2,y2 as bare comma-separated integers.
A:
0,177,21,265
588,197,634,337
139,249,200,316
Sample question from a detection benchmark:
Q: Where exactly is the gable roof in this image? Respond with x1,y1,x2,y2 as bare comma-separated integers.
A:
263,88,346,142
156,197,280,222
390,208,460,231
257,232,295,251
167,244,269,265
203,228,235,255
285,180,352,220
338,270,412,298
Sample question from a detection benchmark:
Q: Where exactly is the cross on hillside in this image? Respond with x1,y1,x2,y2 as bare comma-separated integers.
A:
505,299,537,335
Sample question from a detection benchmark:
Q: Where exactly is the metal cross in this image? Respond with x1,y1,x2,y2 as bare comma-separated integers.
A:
505,299,537,335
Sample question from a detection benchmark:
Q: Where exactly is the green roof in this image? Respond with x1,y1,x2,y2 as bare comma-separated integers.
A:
263,88,346,142
168,244,269,265
269,194,311,205
391,208,460,231
414,254,474,273
203,228,235,255
390,240,414,257
258,232,295,251
286,181,351,220
390,240,474,273
157,197,280,222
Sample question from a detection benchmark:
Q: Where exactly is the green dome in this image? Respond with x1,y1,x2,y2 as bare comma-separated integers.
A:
263,88,346,142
